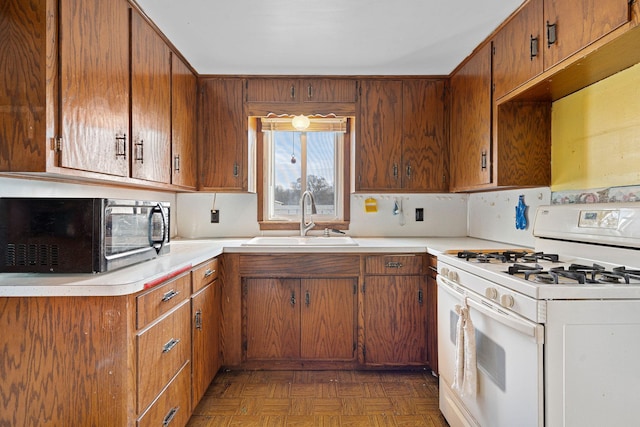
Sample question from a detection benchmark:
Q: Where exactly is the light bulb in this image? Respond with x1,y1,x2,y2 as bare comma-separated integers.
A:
291,114,310,130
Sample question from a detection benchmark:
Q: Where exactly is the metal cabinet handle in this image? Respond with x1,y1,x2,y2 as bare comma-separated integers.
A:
162,406,179,427
134,139,144,163
385,261,404,268
162,338,180,353
204,268,215,278
290,291,296,306
530,35,539,60
481,151,487,170
195,309,203,330
173,154,180,172
393,163,399,179
305,291,310,307
308,84,313,99
162,289,180,302
418,289,424,305
233,162,239,177
115,134,127,158
290,85,295,99
546,21,557,47
406,163,412,178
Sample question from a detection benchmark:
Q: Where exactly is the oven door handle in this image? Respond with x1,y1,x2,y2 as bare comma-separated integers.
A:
437,275,544,343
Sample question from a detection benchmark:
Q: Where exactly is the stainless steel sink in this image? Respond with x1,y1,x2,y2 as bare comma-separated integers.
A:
242,236,358,246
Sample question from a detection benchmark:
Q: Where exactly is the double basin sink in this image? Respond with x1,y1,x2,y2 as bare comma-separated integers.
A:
242,236,358,247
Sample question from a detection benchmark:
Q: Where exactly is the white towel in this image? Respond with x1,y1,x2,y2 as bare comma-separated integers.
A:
451,301,477,398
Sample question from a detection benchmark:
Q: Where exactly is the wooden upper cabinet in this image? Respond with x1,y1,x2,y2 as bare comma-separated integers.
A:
131,11,171,183
543,0,630,69
356,80,403,191
171,55,197,189
59,0,130,176
449,43,492,192
302,79,357,102
402,79,448,192
199,78,246,191
493,0,544,100
245,78,357,103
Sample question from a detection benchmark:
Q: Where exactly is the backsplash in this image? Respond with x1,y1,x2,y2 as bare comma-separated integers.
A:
176,192,469,238
551,185,640,204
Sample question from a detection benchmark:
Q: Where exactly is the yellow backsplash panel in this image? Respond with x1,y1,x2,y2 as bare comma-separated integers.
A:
551,62,640,191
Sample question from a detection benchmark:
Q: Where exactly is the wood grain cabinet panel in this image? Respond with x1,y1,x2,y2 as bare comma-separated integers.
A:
245,78,357,103
59,0,130,176
191,258,221,410
137,361,191,427
449,43,492,191
426,254,438,374
131,10,172,184
543,0,630,69
356,80,404,191
137,300,191,413
244,277,356,361
171,55,197,189
199,78,246,191
364,254,428,366
136,273,190,329
493,0,544,100
363,275,427,366
402,79,448,192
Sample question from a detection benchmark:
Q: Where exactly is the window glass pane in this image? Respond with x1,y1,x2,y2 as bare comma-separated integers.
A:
306,132,335,217
273,132,301,219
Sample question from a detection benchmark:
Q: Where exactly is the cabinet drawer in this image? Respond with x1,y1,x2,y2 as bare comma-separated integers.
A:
240,254,360,276
365,255,424,275
137,273,190,329
192,258,218,293
137,301,191,413
137,361,191,427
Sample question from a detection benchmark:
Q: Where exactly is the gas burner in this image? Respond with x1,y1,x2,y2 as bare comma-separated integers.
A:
521,252,560,263
458,250,530,264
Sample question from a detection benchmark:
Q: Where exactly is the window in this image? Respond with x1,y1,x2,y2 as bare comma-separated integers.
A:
258,116,350,229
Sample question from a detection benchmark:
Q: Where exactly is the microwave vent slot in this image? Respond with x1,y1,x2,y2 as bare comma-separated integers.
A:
4,243,60,268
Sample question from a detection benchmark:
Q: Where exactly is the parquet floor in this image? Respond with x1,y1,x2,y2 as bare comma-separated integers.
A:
187,370,450,426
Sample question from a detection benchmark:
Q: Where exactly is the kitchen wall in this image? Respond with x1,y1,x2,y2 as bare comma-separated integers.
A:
467,187,551,248
176,192,469,239
551,62,640,192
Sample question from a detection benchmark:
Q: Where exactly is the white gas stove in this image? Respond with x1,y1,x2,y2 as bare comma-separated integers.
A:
437,203,640,427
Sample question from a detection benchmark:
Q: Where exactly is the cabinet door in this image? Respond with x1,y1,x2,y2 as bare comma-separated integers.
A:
200,78,245,190
449,43,492,191
191,282,219,409
131,11,171,183
364,276,427,365
402,79,448,191
543,0,629,69
303,79,357,102
171,55,197,188
357,80,403,191
245,278,299,359
300,278,356,360
245,78,299,102
59,0,129,176
493,0,544,100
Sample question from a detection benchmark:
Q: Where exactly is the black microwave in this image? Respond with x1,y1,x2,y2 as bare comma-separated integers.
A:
0,198,170,273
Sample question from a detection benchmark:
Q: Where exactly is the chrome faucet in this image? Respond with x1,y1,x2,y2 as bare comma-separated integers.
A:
300,190,317,236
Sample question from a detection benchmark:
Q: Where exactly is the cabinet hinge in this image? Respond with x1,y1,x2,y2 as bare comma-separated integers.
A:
53,136,62,153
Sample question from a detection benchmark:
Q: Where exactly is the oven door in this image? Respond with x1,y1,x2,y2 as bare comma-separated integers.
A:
437,274,544,427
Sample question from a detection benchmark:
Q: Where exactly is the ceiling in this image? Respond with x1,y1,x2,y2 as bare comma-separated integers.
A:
135,0,525,76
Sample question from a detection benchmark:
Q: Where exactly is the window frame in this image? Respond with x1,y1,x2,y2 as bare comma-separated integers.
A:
256,117,352,231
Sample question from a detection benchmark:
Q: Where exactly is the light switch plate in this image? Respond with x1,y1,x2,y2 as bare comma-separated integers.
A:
415,208,424,222
210,209,220,223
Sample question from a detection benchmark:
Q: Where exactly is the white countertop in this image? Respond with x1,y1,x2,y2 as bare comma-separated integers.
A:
0,237,519,297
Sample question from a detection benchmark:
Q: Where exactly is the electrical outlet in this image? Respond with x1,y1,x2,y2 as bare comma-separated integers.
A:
415,208,424,222
210,209,220,223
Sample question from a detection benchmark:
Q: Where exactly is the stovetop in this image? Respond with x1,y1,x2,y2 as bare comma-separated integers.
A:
439,249,640,301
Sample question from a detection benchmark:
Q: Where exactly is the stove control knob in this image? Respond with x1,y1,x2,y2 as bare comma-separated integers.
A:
485,287,498,300
448,271,459,282
441,267,449,277
500,294,515,308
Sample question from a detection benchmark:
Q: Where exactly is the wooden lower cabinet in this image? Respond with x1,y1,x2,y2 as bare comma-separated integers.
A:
191,260,221,410
363,254,428,366
244,277,356,362
137,361,191,427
